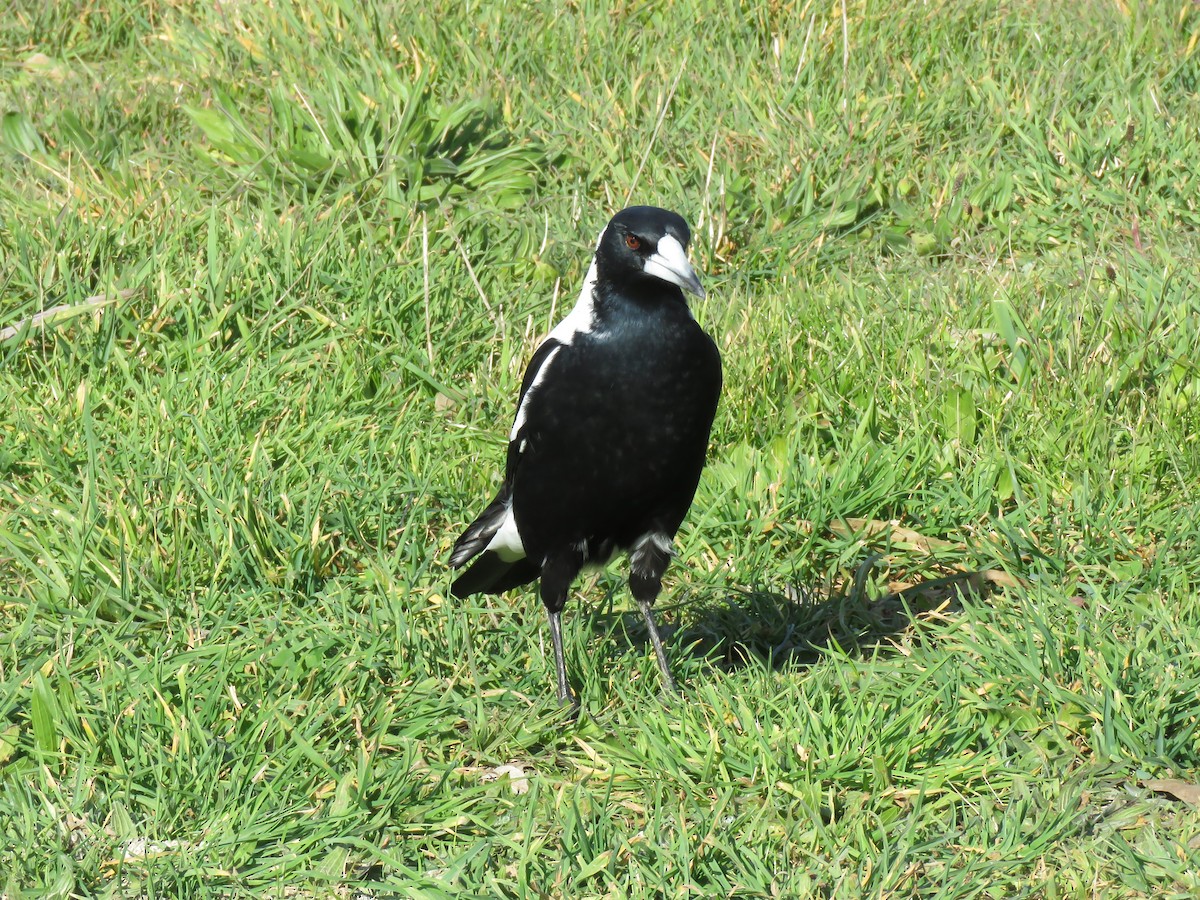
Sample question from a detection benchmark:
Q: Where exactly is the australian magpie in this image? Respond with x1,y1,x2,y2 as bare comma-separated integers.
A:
448,205,722,709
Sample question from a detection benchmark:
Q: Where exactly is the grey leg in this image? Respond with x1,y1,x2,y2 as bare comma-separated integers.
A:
629,534,678,696
546,608,573,707
636,598,678,695
541,551,584,712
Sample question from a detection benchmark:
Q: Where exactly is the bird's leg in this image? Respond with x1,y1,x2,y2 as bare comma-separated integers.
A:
629,535,678,696
546,607,572,707
635,597,678,695
540,551,585,713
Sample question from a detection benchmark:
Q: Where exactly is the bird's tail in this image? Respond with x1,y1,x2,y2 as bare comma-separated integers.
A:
449,491,540,597
451,552,539,598
448,492,509,570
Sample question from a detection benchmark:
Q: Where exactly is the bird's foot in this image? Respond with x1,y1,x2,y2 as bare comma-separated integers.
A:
556,689,581,721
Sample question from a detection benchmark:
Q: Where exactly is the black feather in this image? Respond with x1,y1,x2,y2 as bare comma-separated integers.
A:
450,551,539,597
445,205,721,707
448,489,509,570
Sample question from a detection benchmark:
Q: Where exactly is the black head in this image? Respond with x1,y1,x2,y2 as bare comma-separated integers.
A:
594,206,705,299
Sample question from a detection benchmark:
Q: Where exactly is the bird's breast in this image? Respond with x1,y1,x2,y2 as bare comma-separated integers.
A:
510,313,720,558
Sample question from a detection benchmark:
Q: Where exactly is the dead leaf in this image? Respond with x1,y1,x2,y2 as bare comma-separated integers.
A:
23,52,69,81
482,763,530,794
831,517,959,552
980,569,1021,588
947,328,1002,347
122,838,187,860
1144,779,1200,805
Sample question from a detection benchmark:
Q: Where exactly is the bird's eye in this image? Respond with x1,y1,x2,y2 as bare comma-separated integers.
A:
625,234,641,251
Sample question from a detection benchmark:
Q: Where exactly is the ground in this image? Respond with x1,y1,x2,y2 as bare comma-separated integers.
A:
2,0,1199,896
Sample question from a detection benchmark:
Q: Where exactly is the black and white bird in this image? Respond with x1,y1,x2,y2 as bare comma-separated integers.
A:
448,206,722,709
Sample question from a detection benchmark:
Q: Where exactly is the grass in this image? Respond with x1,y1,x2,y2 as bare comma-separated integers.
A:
2,0,1200,895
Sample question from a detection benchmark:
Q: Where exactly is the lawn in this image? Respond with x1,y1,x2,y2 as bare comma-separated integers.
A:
2,0,1200,896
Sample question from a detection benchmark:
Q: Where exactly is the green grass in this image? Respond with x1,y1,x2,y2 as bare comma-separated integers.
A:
3,0,1200,895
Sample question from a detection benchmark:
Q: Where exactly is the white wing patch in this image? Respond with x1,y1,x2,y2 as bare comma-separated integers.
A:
485,505,526,561
509,345,563,441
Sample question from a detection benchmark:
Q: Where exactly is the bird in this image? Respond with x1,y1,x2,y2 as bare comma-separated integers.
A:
448,205,722,710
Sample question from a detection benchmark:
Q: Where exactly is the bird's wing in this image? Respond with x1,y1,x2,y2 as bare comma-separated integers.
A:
503,336,567,480
448,336,568,571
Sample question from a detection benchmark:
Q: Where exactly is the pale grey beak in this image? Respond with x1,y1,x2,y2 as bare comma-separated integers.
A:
644,234,705,299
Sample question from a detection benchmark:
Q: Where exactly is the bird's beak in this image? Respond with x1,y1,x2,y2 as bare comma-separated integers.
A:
644,234,706,299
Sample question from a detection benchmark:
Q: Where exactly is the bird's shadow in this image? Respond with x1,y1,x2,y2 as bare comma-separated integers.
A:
586,564,998,677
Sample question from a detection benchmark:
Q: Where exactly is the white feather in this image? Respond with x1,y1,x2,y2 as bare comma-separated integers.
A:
547,262,598,345
629,531,674,577
484,505,526,561
548,225,607,346
509,345,562,441
508,226,608,444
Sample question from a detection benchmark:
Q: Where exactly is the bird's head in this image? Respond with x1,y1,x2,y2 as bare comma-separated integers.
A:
595,206,705,300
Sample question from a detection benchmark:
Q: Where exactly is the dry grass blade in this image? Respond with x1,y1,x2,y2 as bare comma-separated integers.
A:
0,289,135,341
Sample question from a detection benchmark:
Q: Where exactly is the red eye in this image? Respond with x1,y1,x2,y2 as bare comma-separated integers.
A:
625,235,641,250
